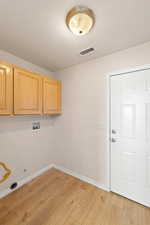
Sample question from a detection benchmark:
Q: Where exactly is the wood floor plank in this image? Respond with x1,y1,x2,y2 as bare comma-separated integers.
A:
0,168,149,225
0,169,60,223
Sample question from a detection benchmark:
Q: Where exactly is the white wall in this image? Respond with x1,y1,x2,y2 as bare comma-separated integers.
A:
0,50,56,192
0,49,53,77
55,41,150,190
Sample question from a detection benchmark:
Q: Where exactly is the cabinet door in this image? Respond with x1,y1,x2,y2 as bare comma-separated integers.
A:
43,77,61,114
0,62,13,115
14,68,42,114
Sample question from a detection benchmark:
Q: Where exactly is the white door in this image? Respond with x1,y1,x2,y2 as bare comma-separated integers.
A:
111,69,150,207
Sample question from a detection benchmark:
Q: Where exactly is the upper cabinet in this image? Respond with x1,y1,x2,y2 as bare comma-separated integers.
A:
0,62,61,115
14,67,43,114
43,77,61,114
0,62,13,115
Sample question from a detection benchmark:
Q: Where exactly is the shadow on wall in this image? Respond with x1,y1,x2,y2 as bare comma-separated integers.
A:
0,114,59,193
0,115,57,134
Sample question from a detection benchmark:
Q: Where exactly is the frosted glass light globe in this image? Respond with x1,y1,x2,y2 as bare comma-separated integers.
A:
66,7,95,36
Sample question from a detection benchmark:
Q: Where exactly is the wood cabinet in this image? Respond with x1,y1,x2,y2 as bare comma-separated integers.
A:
43,77,61,114
0,62,61,115
0,62,13,115
14,67,43,114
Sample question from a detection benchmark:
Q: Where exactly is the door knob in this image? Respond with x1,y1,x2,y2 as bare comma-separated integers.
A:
111,138,116,143
112,129,116,134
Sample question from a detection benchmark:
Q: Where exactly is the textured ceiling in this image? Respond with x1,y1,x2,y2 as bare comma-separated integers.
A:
0,0,150,71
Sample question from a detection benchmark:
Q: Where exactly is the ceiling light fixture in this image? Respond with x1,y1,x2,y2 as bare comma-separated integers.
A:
66,6,95,36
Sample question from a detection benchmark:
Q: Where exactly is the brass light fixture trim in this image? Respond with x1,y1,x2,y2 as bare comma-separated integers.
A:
66,6,95,36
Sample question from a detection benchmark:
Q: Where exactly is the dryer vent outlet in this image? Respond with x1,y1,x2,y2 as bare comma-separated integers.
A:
10,182,18,190
80,48,95,55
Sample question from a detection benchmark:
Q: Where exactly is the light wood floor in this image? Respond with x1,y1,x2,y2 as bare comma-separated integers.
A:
0,168,149,225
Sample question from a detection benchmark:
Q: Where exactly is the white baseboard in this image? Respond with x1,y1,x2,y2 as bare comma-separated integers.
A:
0,163,109,199
53,164,109,192
0,164,54,199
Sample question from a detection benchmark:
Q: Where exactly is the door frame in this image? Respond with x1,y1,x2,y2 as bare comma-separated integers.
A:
107,64,150,191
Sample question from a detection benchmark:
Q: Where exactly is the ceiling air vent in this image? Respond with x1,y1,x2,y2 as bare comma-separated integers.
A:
80,47,95,56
